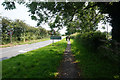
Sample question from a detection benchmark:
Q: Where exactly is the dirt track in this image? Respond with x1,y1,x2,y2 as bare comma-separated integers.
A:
58,41,80,78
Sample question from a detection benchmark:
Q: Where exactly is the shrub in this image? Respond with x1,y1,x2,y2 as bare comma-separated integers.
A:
70,33,79,39
75,31,107,52
1,18,49,44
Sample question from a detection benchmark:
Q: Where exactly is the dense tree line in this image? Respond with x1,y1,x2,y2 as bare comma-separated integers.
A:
1,17,49,44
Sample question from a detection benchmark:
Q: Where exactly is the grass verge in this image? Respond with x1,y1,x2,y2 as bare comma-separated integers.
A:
2,39,67,78
71,39,119,79
0,38,50,48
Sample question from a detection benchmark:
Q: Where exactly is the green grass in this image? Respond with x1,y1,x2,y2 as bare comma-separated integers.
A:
71,39,119,79
0,38,50,48
2,39,67,78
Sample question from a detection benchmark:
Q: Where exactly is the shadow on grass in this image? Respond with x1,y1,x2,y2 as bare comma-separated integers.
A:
71,39,119,79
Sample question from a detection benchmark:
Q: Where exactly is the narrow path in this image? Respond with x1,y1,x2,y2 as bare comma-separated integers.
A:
58,41,80,78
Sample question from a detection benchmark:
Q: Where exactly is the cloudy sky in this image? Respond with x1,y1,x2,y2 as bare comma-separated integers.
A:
0,0,112,34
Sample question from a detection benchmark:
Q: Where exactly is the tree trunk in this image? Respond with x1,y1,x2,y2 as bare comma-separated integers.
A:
111,15,120,42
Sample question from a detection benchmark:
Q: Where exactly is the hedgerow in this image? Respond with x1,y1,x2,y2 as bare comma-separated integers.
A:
1,18,49,44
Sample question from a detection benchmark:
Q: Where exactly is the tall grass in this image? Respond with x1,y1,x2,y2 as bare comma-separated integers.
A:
71,39,119,79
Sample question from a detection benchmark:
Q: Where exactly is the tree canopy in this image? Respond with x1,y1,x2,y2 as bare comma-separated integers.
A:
2,1,120,42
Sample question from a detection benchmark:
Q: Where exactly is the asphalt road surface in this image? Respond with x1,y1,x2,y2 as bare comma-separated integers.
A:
0,37,65,61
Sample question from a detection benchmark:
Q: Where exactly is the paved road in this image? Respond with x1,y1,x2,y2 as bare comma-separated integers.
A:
0,37,65,61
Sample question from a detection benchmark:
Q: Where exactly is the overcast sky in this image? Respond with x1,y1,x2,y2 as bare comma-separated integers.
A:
0,0,112,34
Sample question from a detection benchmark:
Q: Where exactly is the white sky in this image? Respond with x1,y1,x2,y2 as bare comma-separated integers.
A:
0,1,67,34
0,1,112,34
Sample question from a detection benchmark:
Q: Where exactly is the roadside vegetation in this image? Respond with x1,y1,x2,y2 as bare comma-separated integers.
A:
0,38,50,48
71,32,120,79
1,2,120,79
1,17,49,45
2,39,67,78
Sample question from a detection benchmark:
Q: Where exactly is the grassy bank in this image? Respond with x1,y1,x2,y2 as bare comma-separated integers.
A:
2,39,67,78
0,38,50,48
71,39,119,79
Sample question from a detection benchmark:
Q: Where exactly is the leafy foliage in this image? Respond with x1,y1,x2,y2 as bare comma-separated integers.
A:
1,17,49,44
26,2,104,35
2,2,16,10
75,31,107,51
71,39,119,78
93,2,120,42
2,1,120,42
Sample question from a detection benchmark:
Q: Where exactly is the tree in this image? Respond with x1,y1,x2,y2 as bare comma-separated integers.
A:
87,2,120,42
2,1,120,42
1,17,11,44
1,17,49,44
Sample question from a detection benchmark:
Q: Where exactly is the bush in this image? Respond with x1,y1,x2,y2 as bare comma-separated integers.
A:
70,33,79,39
1,18,49,44
75,31,120,63
75,31,107,52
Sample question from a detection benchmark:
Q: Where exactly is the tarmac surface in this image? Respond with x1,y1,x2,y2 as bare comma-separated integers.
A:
0,37,65,61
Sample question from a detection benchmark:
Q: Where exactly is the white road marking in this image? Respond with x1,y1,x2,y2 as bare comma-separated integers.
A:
1,37,65,61
18,50,27,53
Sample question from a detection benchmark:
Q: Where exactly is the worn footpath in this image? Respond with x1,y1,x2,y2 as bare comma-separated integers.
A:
58,41,80,78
